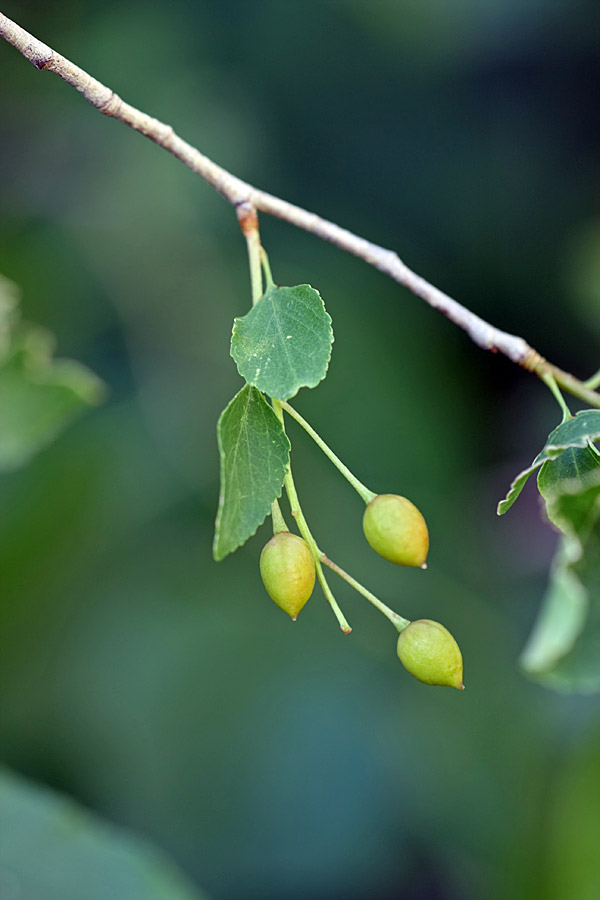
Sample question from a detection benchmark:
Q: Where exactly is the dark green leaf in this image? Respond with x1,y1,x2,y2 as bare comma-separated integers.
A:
213,385,290,560
230,284,333,400
538,444,600,523
0,767,209,900
544,410,600,455
497,410,600,514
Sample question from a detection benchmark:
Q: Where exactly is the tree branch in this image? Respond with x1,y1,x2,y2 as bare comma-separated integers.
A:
1,10,599,408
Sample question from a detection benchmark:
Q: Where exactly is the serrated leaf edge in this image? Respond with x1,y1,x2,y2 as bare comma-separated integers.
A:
230,284,334,400
212,385,290,561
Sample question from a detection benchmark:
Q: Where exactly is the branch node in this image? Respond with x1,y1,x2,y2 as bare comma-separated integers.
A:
98,91,123,117
521,348,547,374
236,202,259,237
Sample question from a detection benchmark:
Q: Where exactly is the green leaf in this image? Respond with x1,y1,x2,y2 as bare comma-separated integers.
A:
230,283,333,400
538,444,600,521
544,410,600,454
0,326,105,471
213,385,290,560
519,540,588,679
520,466,600,691
0,767,209,900
0,273,105,472
497,452,546,515
497,410,600,514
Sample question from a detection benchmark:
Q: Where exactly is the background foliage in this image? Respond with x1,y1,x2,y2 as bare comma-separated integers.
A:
1,1,600,898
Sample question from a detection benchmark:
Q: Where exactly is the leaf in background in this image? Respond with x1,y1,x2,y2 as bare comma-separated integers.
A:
0,767,209,900
519,540,588,681
0,274,105,472
520,462,600,692
497,410,600,514
230,284,333,400
213,385,290,561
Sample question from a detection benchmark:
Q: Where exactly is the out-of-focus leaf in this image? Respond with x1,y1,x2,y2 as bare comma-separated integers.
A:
520,466,600,692
231,283,333,400
0,327,105,471
213,384,290,560
0,273,105,472
497,411,600,514
0,767,209,900
519,541,588,680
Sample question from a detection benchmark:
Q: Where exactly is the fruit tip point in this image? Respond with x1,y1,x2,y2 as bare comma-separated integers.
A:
420,562,428,570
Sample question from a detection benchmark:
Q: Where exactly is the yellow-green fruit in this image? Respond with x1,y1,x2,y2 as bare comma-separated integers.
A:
363,494,429,567
260,532,316,620
396,619,464,689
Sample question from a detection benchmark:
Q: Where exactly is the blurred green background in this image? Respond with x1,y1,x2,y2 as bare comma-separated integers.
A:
1,1,600,898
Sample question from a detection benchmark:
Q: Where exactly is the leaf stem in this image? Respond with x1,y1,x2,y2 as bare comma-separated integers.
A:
272,399,352,634
320,554,409,633
584,368,600,390
541,371,572,422
532,360,600,410
280,400,376,504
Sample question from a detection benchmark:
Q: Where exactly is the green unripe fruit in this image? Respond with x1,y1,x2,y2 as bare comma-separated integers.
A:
260,532,316,620
396,619,464,690
363,494,429,567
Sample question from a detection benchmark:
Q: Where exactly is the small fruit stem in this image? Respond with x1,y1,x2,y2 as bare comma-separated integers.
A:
584,368,600,391
279,400,377,504
320,554,410,633
541,371,572,423
272,399,352,634
271,499,288,534
260,247,275,289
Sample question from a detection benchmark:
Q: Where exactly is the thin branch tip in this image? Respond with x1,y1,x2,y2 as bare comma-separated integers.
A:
1,10,599,407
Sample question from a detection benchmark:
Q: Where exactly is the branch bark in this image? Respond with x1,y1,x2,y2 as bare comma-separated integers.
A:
1,10,599,408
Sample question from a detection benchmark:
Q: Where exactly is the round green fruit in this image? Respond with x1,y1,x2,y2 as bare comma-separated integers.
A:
260,532,316,620
396,619,464,690
363,494,429,567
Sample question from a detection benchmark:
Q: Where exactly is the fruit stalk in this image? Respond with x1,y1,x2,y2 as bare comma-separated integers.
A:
320,554,409,632
272,399,352,634
279,400,376,504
